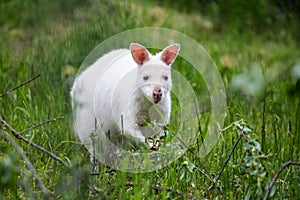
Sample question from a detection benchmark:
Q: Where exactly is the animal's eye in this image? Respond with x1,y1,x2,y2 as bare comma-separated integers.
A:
163,75,168,81
143,75,149,81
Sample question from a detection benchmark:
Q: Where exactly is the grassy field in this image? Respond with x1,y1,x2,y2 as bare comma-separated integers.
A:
0,0,299,199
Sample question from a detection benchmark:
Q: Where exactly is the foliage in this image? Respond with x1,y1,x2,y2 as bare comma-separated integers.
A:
0,0,299,199
0,150,19,198
233,121,273,199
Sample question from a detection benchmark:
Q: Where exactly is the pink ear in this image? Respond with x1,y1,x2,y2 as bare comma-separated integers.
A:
161,44,180,65
130,43,150,65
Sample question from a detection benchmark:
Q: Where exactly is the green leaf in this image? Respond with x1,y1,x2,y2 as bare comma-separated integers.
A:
243,142,254,150
186,171,191,182
270,185,276,197
180,170,185,180
246,159,253,167
188,160,196,171
243,126,252,133
253,140,261,151
250,169,258,175
245,187,251,200
191,176,195,188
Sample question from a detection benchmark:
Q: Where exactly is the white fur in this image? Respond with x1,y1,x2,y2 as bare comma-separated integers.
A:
71,44,179,151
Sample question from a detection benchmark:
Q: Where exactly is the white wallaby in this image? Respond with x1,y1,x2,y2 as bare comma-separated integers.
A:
71,43,180,151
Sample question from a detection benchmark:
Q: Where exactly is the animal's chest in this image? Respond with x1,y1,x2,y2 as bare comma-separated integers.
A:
133,99,167,125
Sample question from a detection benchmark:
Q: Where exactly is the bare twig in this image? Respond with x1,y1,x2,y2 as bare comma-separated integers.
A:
0,117,69,167
194,98,206,154
110,182,195,199
204,132,243,197
150,184,195,199
19,116,64,134
263,161,300,200
0,130,50,199
0,74,41,98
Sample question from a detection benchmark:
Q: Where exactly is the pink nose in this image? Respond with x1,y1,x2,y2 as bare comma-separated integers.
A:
153,87,162,103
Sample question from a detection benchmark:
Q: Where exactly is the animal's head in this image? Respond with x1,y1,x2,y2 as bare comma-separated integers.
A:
130,43,180,104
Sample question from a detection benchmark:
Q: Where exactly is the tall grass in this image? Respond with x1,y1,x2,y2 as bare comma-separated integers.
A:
0,0,299,199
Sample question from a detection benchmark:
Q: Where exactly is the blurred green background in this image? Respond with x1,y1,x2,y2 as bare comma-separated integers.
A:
0,0,299,199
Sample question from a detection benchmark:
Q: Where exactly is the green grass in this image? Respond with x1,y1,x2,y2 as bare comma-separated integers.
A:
1,0,299,199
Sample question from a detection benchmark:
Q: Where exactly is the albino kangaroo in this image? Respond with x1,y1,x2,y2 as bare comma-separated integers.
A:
71,43,180,151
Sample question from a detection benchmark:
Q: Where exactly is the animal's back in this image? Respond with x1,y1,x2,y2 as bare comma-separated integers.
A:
94,50,138,137
71,49,130,148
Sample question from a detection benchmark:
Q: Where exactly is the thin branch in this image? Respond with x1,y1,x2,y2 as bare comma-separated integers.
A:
110,182,195,199
90,168,116,175
204,132,243,197
151,184,195,199
0,130,50,199
19,116,64,134
263,161,300,200
0,74,41,98
0,117,69,167
193,96,206,155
